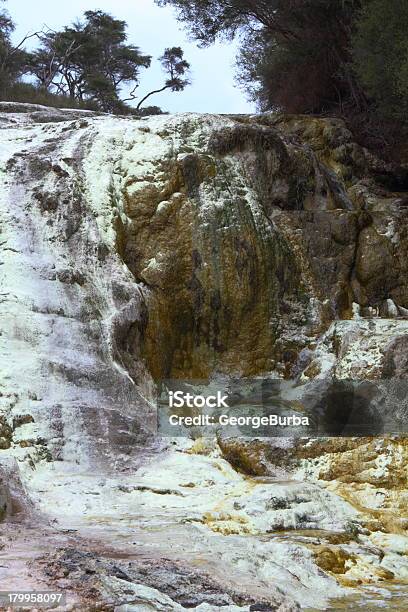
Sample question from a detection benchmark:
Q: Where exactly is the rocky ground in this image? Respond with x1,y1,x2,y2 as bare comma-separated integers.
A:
0,102,407,610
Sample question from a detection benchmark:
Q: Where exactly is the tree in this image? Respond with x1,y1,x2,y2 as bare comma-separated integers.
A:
29,11,152,111
0,3,13,90
156,0,363,114
352,0,408,121
134,47,190,109
27,33,80,93
0,1,28,93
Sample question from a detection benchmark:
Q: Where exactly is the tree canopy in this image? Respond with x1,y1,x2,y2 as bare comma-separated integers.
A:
28,11,152,112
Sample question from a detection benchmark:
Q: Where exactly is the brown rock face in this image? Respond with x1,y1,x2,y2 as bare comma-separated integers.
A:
119,119,307,380
113,114,408,383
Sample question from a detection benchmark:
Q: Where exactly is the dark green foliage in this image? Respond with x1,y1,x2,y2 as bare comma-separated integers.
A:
160,47,190,91
352,0,408,121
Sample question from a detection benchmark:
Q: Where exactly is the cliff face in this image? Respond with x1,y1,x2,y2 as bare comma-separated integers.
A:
117,116,305,380
0,102,407,611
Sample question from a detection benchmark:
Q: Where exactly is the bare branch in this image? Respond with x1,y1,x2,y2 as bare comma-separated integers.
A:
122,83,139,102
11,27,50,53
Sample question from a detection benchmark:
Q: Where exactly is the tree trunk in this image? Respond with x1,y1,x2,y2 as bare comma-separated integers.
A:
136,85,170,110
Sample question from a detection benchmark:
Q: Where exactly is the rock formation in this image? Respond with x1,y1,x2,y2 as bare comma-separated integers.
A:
0,102,407,610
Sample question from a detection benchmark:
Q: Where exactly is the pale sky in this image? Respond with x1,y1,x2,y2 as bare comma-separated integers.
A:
8,0,255,114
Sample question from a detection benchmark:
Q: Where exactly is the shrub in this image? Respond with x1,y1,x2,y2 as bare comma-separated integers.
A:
2,82,99,110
